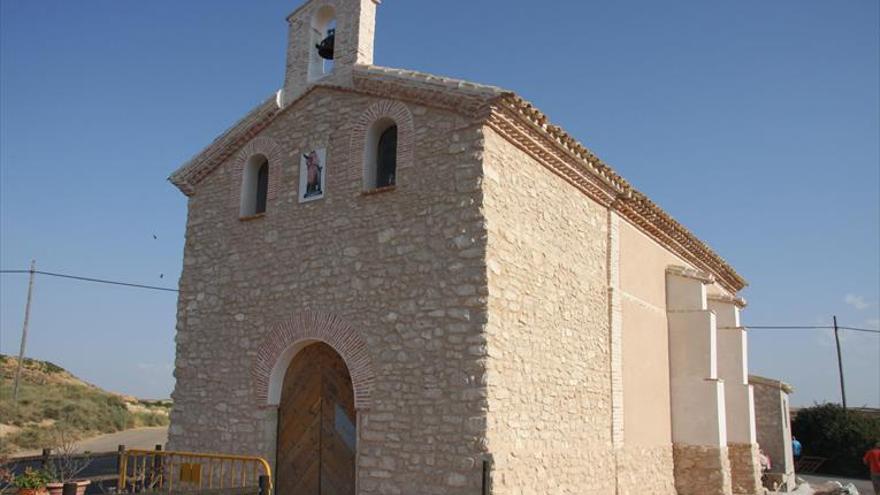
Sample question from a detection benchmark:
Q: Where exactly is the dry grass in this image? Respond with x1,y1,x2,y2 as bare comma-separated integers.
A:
0,355,170,455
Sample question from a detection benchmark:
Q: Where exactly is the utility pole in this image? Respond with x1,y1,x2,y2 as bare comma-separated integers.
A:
832,315,847,411
12,260,36,403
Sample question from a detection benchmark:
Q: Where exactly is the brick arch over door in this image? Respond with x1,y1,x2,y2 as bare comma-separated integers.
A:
252,311,375,411
349,99,415,182
229,136,285,208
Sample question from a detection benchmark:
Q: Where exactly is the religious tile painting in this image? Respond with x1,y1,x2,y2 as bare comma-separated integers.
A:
299,148,326,202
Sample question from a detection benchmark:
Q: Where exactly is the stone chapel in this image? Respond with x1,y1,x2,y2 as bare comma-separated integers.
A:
168,1,763,494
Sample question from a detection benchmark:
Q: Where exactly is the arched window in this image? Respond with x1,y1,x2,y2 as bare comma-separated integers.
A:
364,118,398,190
240,155,270,217
376,125,397,188
255,160,269,214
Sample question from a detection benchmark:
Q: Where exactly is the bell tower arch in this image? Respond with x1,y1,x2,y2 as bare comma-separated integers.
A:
281,0,380,105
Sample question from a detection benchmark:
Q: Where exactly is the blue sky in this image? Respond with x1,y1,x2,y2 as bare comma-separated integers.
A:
1,0,878,405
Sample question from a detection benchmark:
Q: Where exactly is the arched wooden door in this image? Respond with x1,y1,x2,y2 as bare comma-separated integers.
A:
276,343,356,495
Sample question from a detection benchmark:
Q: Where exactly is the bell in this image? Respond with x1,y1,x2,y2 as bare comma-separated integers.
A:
316,28,335,60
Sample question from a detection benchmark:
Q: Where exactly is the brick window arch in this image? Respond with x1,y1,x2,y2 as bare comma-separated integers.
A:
350,100,414,191
253,311,375,411
230,136,283,215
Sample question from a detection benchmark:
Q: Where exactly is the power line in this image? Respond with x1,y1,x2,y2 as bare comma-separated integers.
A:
838,326,880,334
748,325,880,334
0,269,178,293
747,325,831,329
0,269,877,334
750,318,879,411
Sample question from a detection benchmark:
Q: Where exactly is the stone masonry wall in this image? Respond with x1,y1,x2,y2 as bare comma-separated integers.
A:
729,442,762,495
617,446,677,495
170,77,746,495
751,380,796,491
481,127,616,493
674,444,733,495
169,87,490,494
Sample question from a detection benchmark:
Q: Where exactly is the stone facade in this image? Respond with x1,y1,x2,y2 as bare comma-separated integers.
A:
673,444,733,495
729,443,763,495
617,446,678,494
482,127,615,493
167,0,756,493
169,86,491,493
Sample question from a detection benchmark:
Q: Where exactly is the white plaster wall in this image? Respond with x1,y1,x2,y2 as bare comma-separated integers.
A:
667,276,707,312
668,311,719,381
667,275,727,448
716,328,747,386
717,328,756,444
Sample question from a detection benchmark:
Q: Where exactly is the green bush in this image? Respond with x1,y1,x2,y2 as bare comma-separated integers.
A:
13,467,50,489
792,403,880,479
130,411,170,428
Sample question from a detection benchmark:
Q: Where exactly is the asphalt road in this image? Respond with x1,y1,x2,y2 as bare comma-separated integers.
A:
7,427,168,495
12,426,168,458
74,426,168,453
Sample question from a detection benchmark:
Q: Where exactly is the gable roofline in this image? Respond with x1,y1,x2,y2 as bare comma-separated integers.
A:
168,66,503,195
169,93,282,196
749,375,794,394
485,94,746,293
168,64,747,293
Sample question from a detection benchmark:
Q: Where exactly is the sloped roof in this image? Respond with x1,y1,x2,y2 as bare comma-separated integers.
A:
749,375,794,394
353,65,507,101
169,95,281,196
168,64,747,292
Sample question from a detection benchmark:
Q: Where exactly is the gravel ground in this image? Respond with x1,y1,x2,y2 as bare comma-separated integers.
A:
799,474,873,494
768,474,875,494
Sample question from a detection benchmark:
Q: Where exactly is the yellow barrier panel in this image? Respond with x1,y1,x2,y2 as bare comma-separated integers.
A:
118,448,272,494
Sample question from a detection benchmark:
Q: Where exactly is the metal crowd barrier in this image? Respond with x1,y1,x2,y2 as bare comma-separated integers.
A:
794,455,826,474
118,448,272,494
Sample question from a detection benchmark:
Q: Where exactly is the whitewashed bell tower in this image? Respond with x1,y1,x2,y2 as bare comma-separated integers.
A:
280,0,380,106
